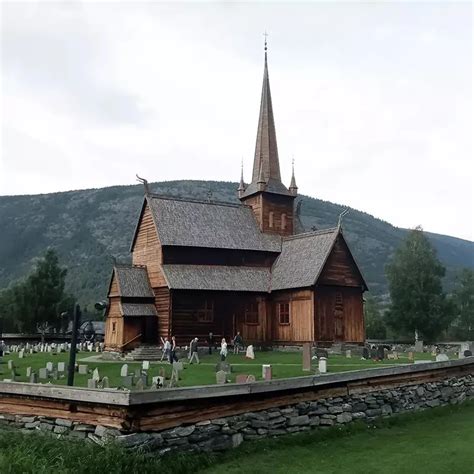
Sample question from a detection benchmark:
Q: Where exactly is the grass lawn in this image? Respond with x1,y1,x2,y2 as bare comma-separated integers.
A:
201,401,474,474
0,350,453,389
0,401,472,474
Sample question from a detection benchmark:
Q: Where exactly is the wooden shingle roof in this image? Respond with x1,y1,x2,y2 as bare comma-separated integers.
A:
162,265,271,292
271,228,339,291
147,195,282,252
114,265,154,298
120,302,157,317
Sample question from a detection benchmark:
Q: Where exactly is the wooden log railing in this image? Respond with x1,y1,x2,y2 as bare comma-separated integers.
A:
120,333,142,351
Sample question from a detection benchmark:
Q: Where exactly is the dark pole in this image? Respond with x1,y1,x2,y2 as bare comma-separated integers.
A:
67,304,81,387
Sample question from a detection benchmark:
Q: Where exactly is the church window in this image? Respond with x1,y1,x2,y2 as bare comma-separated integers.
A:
197,300,214,323
278,302,290,325
245,302,259,325
269,212,274,228
281,213,287,230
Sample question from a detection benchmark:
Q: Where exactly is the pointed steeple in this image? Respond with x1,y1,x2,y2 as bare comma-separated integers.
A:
240,37,290,199
237,160,246,197
289,158,298,195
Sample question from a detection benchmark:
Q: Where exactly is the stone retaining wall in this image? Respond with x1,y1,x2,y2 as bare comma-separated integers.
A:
1,374,472,454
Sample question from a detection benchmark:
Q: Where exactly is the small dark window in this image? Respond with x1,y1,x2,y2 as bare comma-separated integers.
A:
245,302,259,325
278,302,290,325
281,213,287,230
197,300,214,323
269,212,274,228
112,322,116,332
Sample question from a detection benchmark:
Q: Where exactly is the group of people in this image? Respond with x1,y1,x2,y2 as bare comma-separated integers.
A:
160,332,245,364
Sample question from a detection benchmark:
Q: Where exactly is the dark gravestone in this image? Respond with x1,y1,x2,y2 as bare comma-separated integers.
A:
370,347,378,360
315,349,329,359
362,347,370,359
464,350,472,357
377,346,385,360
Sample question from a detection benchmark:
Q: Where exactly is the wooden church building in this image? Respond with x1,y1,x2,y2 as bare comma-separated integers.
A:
104,45,368,352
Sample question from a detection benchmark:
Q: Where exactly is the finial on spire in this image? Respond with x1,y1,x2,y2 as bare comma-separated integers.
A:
337,208,349,229
263,31,268,52
238,158,246,196
289,157,298,195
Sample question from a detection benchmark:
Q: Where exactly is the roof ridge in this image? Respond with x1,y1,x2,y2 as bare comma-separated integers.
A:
114,263,147,269
283,227,339,241
148,193,249,209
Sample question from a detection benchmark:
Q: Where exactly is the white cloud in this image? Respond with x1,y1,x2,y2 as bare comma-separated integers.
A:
0,2,472,240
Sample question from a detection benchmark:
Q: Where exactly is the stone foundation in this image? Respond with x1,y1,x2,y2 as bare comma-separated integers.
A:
1,374,472,454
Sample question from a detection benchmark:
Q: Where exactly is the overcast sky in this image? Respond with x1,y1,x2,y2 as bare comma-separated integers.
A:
1,2,472,241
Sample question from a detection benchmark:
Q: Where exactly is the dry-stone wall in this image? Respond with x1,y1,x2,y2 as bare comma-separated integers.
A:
0,374,472,454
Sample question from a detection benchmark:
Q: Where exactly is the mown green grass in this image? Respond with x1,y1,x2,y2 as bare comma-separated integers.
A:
0,350,450,389
0,402,472,474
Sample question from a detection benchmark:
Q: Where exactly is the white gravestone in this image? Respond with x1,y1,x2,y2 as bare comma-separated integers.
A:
120,364,128,377
58,362,65,373
318,357,327,374
46,362,54,372
92,368,100,381
78,364,88,375
436,354,449,362
142,361,150,371
246,345,255,360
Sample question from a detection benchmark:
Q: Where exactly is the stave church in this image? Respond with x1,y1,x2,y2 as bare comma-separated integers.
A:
104,44,368,352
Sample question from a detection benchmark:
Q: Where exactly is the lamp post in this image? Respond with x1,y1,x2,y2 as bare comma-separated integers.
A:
67,304,81,387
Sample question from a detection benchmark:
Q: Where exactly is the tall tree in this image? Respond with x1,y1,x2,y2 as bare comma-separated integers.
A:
451,268,474,340
385,226,453,341
0,249,74,333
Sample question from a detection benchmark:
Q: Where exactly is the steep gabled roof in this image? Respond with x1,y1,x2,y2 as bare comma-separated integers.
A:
112,264,154,298
162,264,271,292
120,302,157,317
271,228,339,290
144,195,282,252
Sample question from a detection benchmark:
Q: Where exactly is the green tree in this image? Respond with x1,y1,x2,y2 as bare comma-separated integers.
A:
385,226,453,341
0,249,74,333
364,295,387,339
451,268,474,340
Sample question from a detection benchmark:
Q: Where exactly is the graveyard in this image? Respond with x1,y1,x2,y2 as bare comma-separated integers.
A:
0,344,460,390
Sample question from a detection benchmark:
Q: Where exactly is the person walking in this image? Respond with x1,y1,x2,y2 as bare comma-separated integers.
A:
233,331,243,354
189,337,200,364
220,338,228,362
161,337,171,362
207,332,214,355
169,336,178,364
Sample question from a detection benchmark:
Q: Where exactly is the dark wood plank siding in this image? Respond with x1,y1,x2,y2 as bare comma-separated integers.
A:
260,194,294,236
318,236,365,288
104,297,123,350
155,287,171,340
314,286,364,343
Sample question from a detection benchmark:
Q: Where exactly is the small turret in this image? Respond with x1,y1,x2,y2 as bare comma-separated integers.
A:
289,159,298,196
238,161,246,198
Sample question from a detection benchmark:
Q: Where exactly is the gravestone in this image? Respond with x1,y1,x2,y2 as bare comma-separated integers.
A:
57,362,65,373
345,350,352,359
318,357,327,374
135,378,145,391
87,378,98,389
122,375,133,388
92,368,100,382
246,374,256,383
19,350,24,359
370,346,378,360
236,374,249,384
29,372,38,383
362,347,370,360
10,369,17,381
414,340,424,352
215,362,231,374
100,376,110,389
315,348,329,359
138,374,148,387
262,364,272,381
302,343,312,371
376,346,385,360
216,370,227,384
39,368,48,380
7,360,13,370
436,353,449,362
142,361,150,371
26,367,32,377
152,376,164,387
463,350,472,357
46,362,54,372
78,365,88,375
120,364,128,377
245,345,255,359
408,351,415,362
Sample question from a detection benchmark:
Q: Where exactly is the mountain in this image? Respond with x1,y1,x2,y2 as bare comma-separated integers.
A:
1,180,472,308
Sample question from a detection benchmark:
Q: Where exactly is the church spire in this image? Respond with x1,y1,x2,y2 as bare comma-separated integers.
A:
237,159,246,197
289,158,298,195
240,36,291,199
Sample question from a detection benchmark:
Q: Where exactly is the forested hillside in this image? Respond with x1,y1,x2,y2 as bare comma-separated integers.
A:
1,180,472,308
